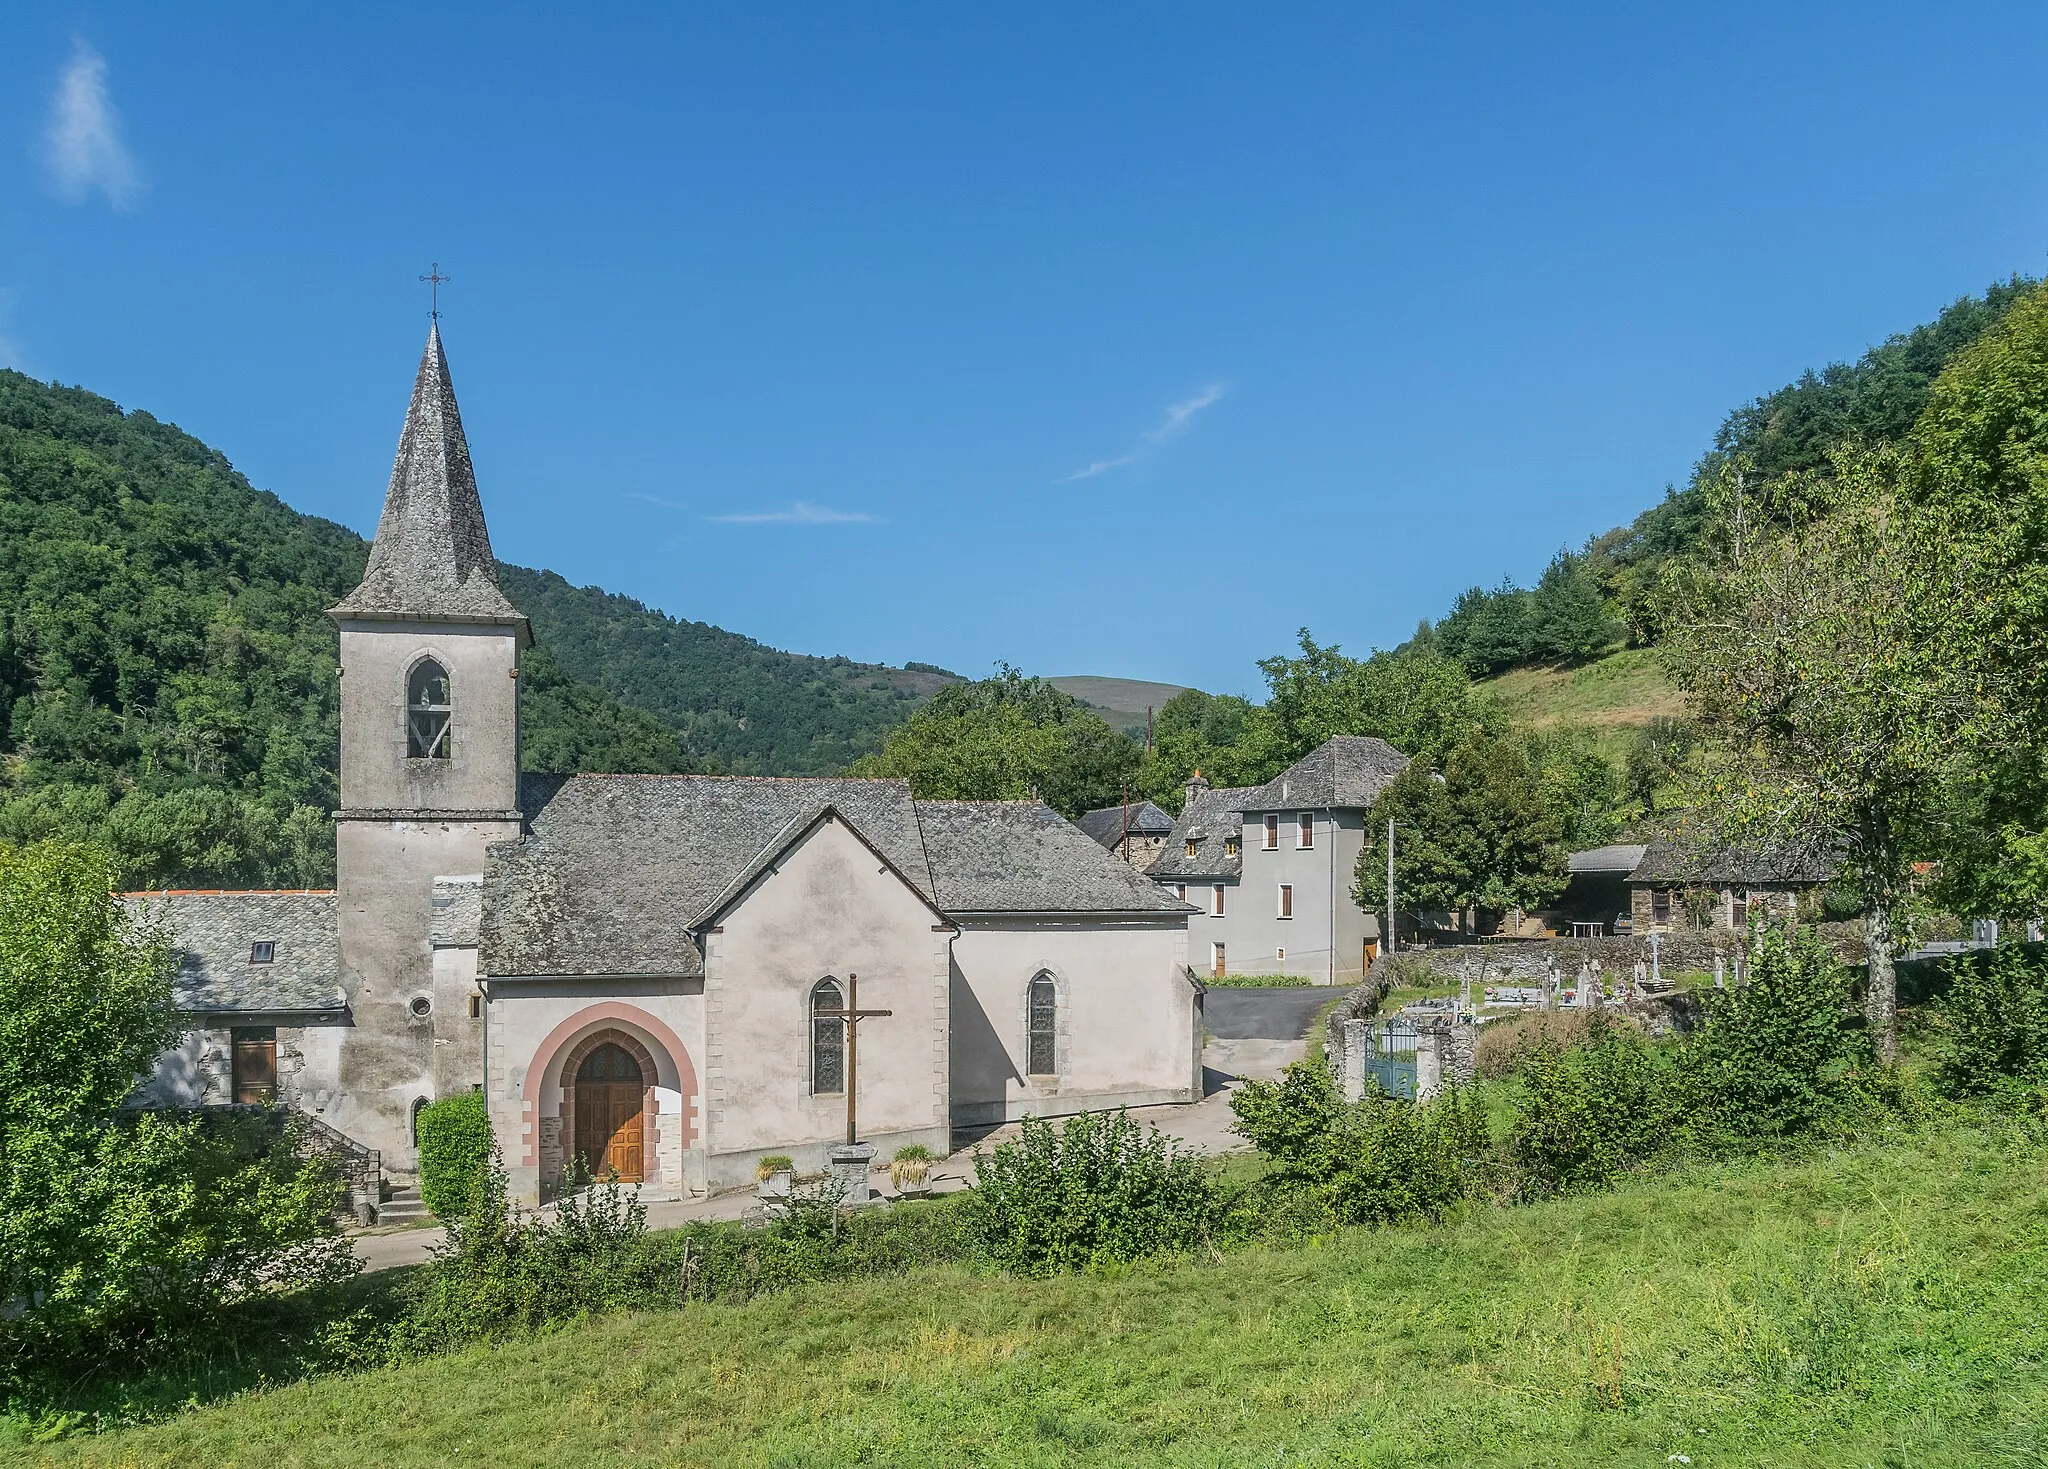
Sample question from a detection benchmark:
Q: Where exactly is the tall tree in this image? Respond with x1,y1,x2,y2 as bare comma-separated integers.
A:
1352,727,1568,929
1244,631,1479,777
1664,446,1976,1061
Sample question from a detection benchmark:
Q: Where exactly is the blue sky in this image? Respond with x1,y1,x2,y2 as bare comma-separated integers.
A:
6,5,2048,696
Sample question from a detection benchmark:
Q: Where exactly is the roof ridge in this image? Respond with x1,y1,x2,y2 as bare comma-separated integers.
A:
124,888,337,897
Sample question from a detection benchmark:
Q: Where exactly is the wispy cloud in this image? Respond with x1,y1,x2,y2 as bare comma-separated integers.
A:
1062,383,1227,481
44,41,141,209
707,501,879,525
624,491,691,512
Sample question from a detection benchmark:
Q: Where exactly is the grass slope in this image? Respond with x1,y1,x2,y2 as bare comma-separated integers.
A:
1477,646,1684,754
28,1119,2047,1468
1046,677,1191,736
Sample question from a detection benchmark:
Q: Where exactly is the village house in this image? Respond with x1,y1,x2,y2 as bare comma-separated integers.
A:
130,324,1204,1205
1146,736,1407,984
1074,799,1175,870
1624,839,1836,933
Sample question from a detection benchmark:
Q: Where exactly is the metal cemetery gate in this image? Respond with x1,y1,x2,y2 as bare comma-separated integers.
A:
1365,1019,1420,1101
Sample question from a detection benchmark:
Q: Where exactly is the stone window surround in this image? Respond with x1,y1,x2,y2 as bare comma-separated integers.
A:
1017,966,1070,1083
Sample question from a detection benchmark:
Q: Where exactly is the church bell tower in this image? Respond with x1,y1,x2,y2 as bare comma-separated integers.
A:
327,322,530,1160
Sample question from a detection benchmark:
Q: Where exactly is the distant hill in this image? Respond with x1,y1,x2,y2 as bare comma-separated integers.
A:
0,370,962,887
1047,677,1191,737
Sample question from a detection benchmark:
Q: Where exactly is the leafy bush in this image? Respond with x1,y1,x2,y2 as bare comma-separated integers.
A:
1505,1014,1675,1196
0,841,353,1394
969,1109,1217,1275
1938,944,2048,1095
1474,1009,1605,1079
1680,922,1871,1142
415,1092,493,1219
1231,1058,1487,1227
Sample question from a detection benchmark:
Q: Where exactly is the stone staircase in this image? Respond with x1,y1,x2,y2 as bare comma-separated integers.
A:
374,1182,433,1226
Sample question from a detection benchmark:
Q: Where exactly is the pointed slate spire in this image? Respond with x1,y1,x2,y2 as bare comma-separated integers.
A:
331,323,528,634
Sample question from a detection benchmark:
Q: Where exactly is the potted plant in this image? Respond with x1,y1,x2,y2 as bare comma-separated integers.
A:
889,1143,936,1198
755,1154,795,1200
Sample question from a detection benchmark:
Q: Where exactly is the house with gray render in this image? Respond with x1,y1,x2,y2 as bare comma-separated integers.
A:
1147,736,1409,984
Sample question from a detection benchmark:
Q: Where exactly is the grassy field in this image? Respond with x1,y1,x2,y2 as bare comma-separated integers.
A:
1046,676,1191,736
1477,647,1685,757
19,1116,2047,1468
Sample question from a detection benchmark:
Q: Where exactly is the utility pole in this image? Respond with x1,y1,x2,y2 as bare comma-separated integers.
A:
1386,817,1397,958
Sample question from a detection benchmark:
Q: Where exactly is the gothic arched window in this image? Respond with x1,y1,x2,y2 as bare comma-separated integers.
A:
407,658,452,760
1027,973,1057,1077
811,978,845,1095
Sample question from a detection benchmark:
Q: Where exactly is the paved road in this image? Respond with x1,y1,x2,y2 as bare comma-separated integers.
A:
1203,985,1336,1040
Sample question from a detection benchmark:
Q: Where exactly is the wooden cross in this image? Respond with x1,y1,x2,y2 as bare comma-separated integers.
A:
419,261,451,318
814,971,892,1146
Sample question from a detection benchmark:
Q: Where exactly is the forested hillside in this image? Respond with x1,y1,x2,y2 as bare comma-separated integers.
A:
0,372,949,889
1428,276,2039,675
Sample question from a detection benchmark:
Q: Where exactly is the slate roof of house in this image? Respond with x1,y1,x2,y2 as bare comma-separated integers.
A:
329,323,528,631
122,891,348,1016
916,801,1190,914
1147,781,1257,881
1240,736,1410,812
1569,844,1650,875
1627,839,1837,887
1074,800,1175,850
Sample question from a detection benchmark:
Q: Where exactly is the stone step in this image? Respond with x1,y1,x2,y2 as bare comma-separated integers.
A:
375,1183,431,1224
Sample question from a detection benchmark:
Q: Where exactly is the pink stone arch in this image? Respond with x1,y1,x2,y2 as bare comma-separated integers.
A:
519,1002,698,1170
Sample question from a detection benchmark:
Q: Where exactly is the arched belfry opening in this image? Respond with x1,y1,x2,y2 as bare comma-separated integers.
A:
406,658,452,759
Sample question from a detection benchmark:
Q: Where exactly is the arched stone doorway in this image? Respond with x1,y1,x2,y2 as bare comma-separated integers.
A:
517,1006,699,1203
572,1041,645,1182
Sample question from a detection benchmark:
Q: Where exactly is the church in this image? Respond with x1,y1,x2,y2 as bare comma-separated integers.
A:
133,325,1204,1204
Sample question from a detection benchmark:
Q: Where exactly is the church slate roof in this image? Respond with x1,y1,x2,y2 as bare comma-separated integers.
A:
915,801,1192,915
480,774,937,977
329,323,528,632
1146,783,1257,881
123,891,348,1016
1074,800,1175,850
1239,735,1410,812
432,875,483,947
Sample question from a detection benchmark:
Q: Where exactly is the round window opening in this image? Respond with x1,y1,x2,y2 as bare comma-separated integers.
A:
409,995,432,1019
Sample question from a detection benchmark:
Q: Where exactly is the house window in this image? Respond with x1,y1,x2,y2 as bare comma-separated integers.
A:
1278,883,1294,919
468,992,482,1019
1651,888,1672,925
1175,884,1187,902
1298,812,1314,849
1224,837,1240,857
811,978,846,1095
1211,941,1227,978
407,658,453,759
1185,839,1198,858
411,1096,430,1144
249,941,275,964
1211,884,1226,916
1263,814,1279,850
1276,946,1286,961
1027,973,1057,1076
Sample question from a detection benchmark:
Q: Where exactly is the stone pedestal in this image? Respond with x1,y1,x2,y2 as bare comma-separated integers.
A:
828,1142,875,1206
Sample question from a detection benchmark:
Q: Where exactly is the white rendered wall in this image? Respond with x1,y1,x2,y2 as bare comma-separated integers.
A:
949,916,1199,1127
697,816,951,1188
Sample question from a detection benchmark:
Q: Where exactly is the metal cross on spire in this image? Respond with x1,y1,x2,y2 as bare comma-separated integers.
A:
419,262,451,319
813,972,893,1145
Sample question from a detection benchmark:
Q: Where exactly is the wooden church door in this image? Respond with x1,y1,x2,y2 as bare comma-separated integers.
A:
572,1043,645,1183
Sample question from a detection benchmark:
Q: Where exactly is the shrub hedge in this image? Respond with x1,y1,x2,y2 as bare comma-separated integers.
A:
415,1093,493,1220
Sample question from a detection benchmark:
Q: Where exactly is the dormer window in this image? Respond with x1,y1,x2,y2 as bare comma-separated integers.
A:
407,659,453,759
1185,839,1198,858
1224,837,1240,857
249,941,275,965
